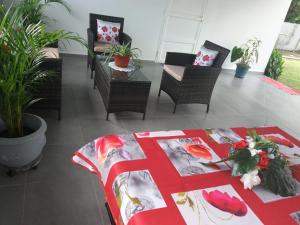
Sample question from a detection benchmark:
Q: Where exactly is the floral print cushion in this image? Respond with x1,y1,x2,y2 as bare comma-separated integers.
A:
96,19,120,44
193,46,219,67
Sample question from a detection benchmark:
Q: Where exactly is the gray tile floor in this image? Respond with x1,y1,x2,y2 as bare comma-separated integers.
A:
1,54,299,225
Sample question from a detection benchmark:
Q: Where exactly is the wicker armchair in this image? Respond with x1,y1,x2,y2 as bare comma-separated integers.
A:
30,42,63,120
87,13,132,78
158,41,230,113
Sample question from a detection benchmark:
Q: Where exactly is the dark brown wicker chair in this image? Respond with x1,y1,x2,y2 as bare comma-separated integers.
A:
158,41,230,113
87,13,132,78
30,42,63,120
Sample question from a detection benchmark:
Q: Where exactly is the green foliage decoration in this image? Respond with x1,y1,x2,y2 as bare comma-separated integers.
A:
105,42,141,67
202,130,297,197
285,0,300,24
0,5,87,138
265,49,285,80
16,0,71,26
231,38,262,67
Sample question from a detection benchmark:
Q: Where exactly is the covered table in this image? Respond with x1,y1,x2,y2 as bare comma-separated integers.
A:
73,127,300,225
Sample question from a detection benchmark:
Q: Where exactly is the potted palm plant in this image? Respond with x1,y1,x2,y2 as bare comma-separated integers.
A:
231,38,262,78
105,43,140,68
17,0,71,26
0,6,87,176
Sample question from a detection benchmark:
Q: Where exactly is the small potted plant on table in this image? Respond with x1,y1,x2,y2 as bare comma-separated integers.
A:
231,38,261,78
105,43,140,68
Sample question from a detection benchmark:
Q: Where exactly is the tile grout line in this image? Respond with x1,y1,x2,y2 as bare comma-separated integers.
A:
20,172,28,225
0,182,25,188
88,175,105,224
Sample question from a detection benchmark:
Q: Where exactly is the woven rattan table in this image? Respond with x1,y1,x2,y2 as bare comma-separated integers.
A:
94,58,151,120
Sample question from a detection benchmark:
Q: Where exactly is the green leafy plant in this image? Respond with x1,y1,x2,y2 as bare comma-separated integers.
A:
105,43,141,65
0,5,87,138
285,0,300,24
264,49,285,80
231,38,262,67
202,130,297,197
16,0,71,26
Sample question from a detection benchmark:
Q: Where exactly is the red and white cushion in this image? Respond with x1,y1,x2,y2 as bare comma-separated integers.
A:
96,19,120,44
193,46,219,67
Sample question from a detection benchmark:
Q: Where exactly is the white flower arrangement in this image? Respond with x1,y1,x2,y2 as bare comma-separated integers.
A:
240,169,261,190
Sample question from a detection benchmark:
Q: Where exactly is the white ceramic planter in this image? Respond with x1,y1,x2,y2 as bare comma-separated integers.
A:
0,114,47,170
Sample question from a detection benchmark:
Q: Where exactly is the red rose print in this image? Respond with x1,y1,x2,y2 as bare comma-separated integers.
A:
264,135,294,148
102,26,108,32
95,135,124,163
258,151,269,169
105,35,112,42
202,190,248,216
186,144,212,160
203,55,210,61
197,51,202,57
97,33,103,41
112,27,118,33
233,140,248,150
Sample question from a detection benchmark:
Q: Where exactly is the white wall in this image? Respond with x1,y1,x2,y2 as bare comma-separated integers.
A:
197,0,292,72
44,0,291,72
276,22,300,51
44,0,169,60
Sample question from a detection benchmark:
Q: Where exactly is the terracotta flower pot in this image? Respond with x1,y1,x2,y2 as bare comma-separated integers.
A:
114,55,130,68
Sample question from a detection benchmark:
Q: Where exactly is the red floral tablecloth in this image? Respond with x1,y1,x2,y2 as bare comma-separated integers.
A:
73,127,300,225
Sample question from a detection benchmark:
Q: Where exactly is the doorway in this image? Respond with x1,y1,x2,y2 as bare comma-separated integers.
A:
156,0,207,62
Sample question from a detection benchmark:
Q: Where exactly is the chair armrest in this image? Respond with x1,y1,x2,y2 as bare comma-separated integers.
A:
164,52,196,66
120,32,132,46
46,40,58,48
182,65,222,80
40,58,63,73
87,28,95,51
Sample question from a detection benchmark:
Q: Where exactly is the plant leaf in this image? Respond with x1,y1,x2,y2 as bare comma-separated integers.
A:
176,199,187,205
231,46,243,62
187,196,194,210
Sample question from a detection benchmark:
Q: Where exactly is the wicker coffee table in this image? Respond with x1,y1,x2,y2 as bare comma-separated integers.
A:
94,58,151,120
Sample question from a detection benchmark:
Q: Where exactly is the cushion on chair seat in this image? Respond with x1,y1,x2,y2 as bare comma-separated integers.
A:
94,41,120,53
163,64,185,81
43,48,59,59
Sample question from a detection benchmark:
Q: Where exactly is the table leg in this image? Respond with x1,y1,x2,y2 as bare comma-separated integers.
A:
105,202,116,225
142,112,146,120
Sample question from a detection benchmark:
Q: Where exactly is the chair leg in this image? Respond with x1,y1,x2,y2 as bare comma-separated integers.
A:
91,69,94,79
206,104,210,113
173,104,177,113
158,89,161,97
106,112,109,121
